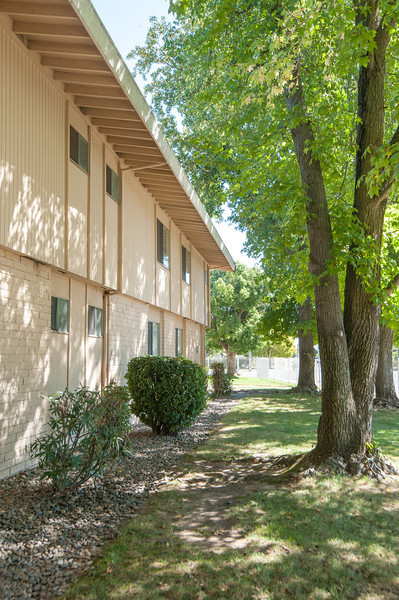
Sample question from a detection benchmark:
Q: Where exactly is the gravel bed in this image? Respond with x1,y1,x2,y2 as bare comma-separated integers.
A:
0,396,241,600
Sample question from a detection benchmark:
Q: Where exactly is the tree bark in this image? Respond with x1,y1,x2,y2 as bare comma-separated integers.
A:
292,297,317,394
227,350,237,375
375,324,399,407
285,74,361,462
343,8,391,443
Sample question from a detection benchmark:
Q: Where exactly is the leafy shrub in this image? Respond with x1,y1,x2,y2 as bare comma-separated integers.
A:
126,356,208,435
30,383,131,493
211,362,234,397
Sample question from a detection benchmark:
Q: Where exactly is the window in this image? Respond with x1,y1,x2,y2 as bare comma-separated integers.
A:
106,165,119,202
156,219,170,269
175,328,183,356
182,246,191,284
51,296,69,333
69,126,89,173
205,269,208,285
88,306,103,337
148,321,160,356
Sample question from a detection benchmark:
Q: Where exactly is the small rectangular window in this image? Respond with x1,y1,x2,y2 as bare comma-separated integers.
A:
88,306,103,337
182,246,191,284
156,219,170,269
69,126,89,173
148,321,160,356
205,269,208,285
51,296,69,333
106,165,119,202
175,328,183,356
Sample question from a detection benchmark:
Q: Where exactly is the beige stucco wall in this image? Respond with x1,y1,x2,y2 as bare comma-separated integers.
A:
0,248,51,480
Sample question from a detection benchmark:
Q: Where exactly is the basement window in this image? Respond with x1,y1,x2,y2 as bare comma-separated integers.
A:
51,297,69,333
88,306,103,337
106,165,119,202
69,126,89,173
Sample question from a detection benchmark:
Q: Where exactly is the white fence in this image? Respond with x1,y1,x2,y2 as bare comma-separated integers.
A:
207,355,399,393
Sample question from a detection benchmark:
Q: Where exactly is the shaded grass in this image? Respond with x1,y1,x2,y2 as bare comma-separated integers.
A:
66,392,399,600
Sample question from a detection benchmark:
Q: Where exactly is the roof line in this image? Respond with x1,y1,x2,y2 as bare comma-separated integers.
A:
68,0,235,271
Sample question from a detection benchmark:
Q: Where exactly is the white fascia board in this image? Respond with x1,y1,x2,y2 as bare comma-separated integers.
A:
68,0,235,271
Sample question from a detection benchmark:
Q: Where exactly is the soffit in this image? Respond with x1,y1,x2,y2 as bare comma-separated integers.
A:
0,0,234,271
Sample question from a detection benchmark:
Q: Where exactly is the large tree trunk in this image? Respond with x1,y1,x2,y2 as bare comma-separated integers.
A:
286,76,361,463
375,325,399,407
227,350,237,375
285,6,393,465
292,297,317,394
343,8,391,443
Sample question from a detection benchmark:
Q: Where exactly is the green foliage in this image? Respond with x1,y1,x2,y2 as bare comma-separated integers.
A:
210,362,234,397
206,263,267,357
125,356,208,435
130,1,399,303
30,383,131,493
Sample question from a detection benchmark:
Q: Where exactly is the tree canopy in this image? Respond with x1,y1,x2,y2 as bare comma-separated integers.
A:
131,0,399,471
207,263,267,373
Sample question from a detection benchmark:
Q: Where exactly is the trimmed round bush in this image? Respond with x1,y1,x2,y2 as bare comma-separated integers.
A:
126,356,208,435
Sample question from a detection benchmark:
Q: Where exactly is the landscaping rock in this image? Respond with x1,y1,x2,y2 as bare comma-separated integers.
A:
0,396,238,599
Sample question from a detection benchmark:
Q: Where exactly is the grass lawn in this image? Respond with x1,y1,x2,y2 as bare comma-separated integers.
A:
231,376,293,389
66,392,399,600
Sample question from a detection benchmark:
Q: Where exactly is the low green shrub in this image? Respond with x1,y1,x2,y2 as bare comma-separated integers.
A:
30,383,131,493
211,362,234,397
126,356,208,435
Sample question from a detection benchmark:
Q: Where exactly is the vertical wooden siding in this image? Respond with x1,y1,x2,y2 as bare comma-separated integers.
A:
0,27,65,267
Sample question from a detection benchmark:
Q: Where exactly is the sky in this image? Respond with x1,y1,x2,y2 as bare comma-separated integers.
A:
90,0,257,268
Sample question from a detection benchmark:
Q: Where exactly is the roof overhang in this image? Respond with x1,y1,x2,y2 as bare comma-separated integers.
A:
0,0,235,271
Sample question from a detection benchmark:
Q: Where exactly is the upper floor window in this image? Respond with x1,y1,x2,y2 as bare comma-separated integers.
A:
69,126,89,173
148,321,161,356
51,296,69,333
106,165,119,202
157,219,170,269
88,306,103,337
182,246,191,284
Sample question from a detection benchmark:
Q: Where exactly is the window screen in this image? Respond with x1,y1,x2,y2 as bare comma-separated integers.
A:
175,328,183,356
106,165,119,202
88,306,103,337
182,246,191,284
69,126,89,173
148,321,161,356
51,297,69,333
156,219,170,269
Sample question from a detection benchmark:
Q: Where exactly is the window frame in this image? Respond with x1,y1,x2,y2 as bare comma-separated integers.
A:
182,246,191,284
106,165,119,202
87,305,103,338
51,296,69,333
148,321,161,356
156,219,170,269
69,126,89,173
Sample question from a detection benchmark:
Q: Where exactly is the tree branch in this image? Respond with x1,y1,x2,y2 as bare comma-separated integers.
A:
371,124,399,207
385,271,399,298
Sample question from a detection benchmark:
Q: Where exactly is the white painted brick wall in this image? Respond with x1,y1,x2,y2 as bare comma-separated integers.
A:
0,250,51,479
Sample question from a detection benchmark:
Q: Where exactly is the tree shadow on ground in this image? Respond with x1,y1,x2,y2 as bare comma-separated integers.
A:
67,456,399,600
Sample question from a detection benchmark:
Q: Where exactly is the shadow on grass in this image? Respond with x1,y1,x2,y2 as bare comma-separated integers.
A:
66,392,399,600
67,467,399,600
